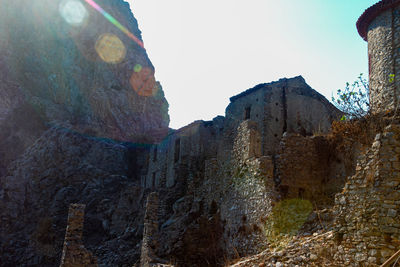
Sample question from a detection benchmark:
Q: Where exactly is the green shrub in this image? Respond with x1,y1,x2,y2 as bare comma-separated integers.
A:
331,73,369,119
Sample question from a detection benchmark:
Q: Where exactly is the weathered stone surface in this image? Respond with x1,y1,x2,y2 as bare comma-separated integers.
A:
367,8,397,114
145,77,342,265
333,125,400,265
277,133,347,205
0,0,169,172
140,192,160,267
225,76,341,155
0,127,148,266
360,3,400,115
59,204,98,267
0,1,168,265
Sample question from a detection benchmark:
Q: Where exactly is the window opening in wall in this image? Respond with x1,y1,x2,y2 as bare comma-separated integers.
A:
298,187,305,198
174,138,180,163
279,185,289,198
153,146,157,162
245,106,251,120
152,172,156,188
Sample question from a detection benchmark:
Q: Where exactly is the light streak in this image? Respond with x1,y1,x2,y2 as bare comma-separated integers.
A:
84,0,144,48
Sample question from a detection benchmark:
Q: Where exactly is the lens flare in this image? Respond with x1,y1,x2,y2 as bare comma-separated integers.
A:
95,33,126,64
83,0,144,48
130,67,159,97
134,64,143,73
59,0,88,26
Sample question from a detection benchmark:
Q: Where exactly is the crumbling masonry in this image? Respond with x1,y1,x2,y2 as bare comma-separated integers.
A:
142,76,344,262
333,0,400,265
59,204,97,267
139,1,400,265
140,192,160,267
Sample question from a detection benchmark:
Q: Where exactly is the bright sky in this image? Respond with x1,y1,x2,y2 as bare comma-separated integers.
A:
128,0,377,129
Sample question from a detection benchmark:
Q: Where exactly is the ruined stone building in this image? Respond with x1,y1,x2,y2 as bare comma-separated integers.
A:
144,76,340,193
140,76,343,264
138,0,400,265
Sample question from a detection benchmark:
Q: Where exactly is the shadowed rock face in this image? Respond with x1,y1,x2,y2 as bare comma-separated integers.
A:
0,0,169,170
0,127,149,266
0,0,169,265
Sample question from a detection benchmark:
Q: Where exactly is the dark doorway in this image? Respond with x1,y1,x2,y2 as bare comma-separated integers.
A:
245,106,251,120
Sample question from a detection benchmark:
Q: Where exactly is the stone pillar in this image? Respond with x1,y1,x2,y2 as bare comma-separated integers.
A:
140,192,159,267
59,204,97,267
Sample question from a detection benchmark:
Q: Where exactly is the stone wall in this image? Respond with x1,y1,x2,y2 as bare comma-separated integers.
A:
233,121,262,164
277,133,344,205
59,204,97,267
144,118,224,190
220,121,276,256
226,76,341,156
285,80,339,135
334,124,400,266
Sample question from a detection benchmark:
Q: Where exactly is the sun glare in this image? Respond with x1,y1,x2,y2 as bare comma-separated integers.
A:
59,0,88,27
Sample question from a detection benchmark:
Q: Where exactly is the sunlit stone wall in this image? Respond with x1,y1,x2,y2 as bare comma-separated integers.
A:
225,76,340,156
367,6,400,114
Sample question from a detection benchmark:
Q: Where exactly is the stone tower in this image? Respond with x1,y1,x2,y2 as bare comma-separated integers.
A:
357,0,400,114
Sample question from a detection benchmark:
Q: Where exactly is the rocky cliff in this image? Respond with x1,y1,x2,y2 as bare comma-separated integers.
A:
0,0,169,266
0,0,169,174
0,127,148,266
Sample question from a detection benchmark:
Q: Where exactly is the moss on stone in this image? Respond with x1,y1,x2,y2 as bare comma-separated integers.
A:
265,198,313,248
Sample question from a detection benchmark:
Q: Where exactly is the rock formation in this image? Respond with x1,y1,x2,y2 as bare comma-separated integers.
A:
0,127,149,266
0,0,169,174
0,1,168,265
